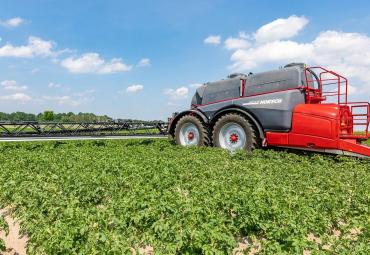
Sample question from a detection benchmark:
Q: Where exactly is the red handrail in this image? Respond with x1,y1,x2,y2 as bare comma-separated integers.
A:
306,67,369,140
305,66,348,105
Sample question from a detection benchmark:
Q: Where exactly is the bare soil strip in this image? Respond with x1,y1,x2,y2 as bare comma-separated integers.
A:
0,207,28,255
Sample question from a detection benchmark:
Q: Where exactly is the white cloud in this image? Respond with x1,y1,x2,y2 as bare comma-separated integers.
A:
219,17,370,96
0,36,55,58
229,31,370,84
98,59,131,74
137,58,151,67
204,35,221,45
61,53,132,74
28,36,55,57
254,15,309,43
164,86,189,100
224,37,251,50
0,93,31,102
230,40,313,70
164,84,200,102
0,44,33,57
1,80,28,92
126,84,144,93
48,82,61,88
0,17,24,27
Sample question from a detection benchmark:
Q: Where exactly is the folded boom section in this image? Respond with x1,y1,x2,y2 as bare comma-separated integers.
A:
0,121,168,137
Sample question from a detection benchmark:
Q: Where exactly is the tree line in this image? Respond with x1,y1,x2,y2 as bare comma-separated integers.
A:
0,111,113,122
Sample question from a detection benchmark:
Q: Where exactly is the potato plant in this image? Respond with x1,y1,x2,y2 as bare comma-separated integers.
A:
0,139,369,254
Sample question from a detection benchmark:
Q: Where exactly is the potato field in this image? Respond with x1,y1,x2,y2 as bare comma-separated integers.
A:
0,139,369,254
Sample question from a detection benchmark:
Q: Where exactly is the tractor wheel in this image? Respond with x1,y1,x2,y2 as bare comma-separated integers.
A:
212,113,257,152
174,115,209,147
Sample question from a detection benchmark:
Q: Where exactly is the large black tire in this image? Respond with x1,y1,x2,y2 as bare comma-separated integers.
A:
174,115,209,146
212,113,258,152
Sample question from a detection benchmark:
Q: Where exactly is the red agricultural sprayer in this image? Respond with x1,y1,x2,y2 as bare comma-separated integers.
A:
168,63,370,158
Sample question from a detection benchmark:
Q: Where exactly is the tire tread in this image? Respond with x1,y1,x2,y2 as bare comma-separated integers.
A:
174,115,209,146
212,113,258,151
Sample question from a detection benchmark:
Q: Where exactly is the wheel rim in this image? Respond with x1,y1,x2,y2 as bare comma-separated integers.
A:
179,123,200,146
218,122,246,151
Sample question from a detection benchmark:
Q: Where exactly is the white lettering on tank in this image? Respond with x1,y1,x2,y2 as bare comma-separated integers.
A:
242,98,283,106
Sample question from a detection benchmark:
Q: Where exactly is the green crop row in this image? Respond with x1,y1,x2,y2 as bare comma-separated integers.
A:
0,139,369,254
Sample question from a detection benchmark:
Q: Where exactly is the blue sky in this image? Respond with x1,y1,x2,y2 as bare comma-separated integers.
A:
1,0,370,120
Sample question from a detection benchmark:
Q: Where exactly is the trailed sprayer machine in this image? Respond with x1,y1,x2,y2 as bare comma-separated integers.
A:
168,63,370,158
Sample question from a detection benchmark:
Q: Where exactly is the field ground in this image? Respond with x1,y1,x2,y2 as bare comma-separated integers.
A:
0,139,369,254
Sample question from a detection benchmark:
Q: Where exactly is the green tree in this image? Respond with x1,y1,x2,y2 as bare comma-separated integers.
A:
43,110,54,121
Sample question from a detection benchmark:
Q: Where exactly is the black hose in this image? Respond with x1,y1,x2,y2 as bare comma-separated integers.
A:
306,68,322,94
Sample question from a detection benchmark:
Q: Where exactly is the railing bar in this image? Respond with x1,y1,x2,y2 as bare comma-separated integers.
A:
323,94,346,97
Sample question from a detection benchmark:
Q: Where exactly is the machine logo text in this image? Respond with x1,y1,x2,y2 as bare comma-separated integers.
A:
242,98,283,106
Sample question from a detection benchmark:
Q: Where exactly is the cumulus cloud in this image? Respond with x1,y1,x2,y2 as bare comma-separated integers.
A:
254,15,309,43
230,40,313,70
310,31,370,83
0,93,31,102
164,87,189,100
224,37,251,50
137,58,151,67
126,84,144,93
0,17,24,27
229,31,370,86
204,35,221,45
61,53,132,74
215,16,370,95
1,80,28,92
0,36,133,75
28,36,55,57
0,36,55,58
0,44,33,57
164,84,199,105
